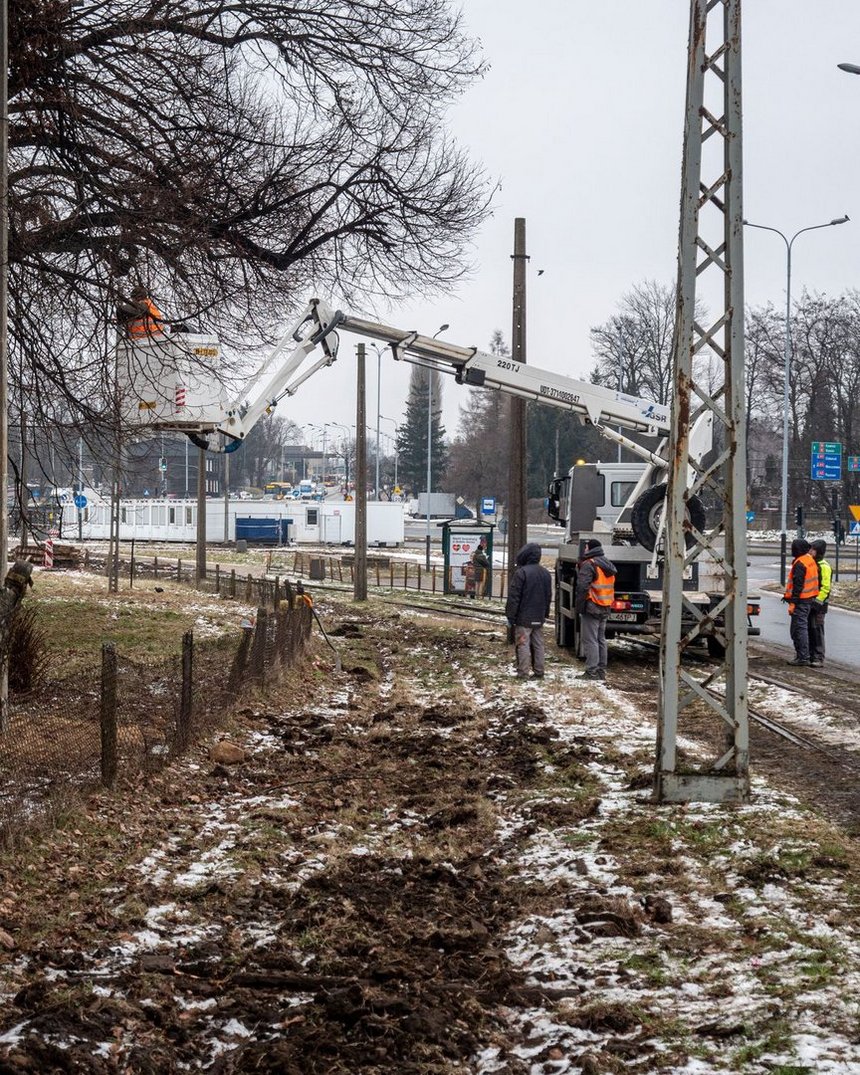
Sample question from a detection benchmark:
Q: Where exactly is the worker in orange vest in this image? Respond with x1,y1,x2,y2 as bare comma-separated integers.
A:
118,285,166,338
575,538,617,682
782,537,820,666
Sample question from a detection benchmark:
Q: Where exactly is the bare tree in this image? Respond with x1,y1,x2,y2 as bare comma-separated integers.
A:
8,0,492,464
234,415,301,491
590,281,679,406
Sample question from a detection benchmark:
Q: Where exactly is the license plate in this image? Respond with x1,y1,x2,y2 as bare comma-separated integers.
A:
612,612,639,623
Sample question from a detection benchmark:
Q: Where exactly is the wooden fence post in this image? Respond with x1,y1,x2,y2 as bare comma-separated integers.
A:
230,568,236,599
228,625,254,694
215,564,221,595
178,631,193,750
100,642,117,788
177,558,182,583
250,607,268,686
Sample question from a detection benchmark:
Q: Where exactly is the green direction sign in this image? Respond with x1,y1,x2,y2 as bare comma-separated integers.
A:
811,441,842,481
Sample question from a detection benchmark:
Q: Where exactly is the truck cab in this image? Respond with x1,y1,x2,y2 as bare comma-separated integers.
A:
548,461,760,658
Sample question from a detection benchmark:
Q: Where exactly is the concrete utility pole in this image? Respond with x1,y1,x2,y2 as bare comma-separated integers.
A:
354,343,368,601
507,217,528,574
223,444,230,543
655,0,749,804
195,447,206,586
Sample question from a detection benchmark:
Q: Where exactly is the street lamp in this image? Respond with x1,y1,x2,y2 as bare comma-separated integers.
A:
328,422,352,492
380,415,399,491
425,324,449,568
743,213,849,584
369,342,386,501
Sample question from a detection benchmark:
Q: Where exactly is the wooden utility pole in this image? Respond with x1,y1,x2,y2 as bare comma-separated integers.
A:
354,343,368,601
195,446,206,586
507,217,528,573
0,0,9,726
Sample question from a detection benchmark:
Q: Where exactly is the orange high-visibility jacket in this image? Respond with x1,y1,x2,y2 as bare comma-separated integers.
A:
127,297,165,338
588,564,615,607
783,553,819,604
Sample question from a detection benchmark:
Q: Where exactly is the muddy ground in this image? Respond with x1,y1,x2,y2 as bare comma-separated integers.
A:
1,596,859,1073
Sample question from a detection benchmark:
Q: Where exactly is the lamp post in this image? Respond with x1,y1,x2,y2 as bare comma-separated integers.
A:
743,214,849,584
328,422,352,492
370,343,385,501
380,415,399,491
425,324,449,569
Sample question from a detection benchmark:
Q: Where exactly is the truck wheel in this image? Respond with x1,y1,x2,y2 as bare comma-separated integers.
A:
630,484,706,552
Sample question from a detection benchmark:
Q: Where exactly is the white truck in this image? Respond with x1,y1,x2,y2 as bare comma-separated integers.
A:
116,298,759,653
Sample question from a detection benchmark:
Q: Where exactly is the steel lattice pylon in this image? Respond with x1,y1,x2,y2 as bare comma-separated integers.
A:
655,0,749,803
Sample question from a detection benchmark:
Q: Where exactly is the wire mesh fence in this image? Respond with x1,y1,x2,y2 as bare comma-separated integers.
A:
0,601,312,847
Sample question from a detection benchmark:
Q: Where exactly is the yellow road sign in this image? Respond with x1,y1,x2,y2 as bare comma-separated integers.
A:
850,505,860,522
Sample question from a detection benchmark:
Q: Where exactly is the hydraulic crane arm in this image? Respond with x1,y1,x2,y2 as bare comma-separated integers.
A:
318,302,672,439
119,296,677,463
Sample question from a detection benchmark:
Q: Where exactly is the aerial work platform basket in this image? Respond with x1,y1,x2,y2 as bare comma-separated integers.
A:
116,333,229,434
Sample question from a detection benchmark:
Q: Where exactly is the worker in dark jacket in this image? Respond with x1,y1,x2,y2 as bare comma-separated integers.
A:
782,537,819,666
809,538,832,667
575,538,617,681
505,542,552,679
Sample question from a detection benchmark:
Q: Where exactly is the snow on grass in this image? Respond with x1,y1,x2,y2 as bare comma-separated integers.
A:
468,668,860,1074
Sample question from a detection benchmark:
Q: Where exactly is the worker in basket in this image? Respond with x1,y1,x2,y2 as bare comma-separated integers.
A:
117,285,166,339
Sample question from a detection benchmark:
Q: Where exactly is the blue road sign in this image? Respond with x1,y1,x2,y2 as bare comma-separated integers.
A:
850,521,860,537
849,455,860,473
481,497,497,515
811,441,842,481
73,494,87,509
746,511,755,524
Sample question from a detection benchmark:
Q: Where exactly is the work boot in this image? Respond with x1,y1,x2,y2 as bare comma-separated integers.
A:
577,670,601,680
597,668,607,680
786,657,810,666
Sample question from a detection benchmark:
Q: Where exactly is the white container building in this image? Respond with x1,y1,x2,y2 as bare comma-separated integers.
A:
60,497,405,546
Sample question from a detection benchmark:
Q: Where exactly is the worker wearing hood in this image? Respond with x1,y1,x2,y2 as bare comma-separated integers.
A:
575,538,618,681
782,537,819,666
505,542,552,679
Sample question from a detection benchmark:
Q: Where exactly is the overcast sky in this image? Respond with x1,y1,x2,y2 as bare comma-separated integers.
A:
288,0,860,459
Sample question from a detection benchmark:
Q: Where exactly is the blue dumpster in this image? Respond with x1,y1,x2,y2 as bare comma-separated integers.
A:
235,516,292,545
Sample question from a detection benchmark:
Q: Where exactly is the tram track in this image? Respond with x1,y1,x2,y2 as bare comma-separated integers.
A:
311,587,860,773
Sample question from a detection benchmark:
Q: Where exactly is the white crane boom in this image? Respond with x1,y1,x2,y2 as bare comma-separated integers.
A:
118,297,675,461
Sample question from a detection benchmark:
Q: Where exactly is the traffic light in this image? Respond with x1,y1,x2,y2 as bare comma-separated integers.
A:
794,505,804,529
